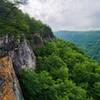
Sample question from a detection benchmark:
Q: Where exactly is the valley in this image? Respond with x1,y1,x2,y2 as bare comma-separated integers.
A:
54,31,100,62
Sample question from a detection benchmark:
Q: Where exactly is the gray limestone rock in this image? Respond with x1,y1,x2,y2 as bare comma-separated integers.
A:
0,35,36,73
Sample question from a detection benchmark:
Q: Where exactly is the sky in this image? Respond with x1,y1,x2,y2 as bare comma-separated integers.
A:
21,0,100,31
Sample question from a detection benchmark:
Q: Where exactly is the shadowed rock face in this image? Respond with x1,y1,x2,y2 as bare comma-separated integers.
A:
32,34,44,48
0,35,36,73
11,39,36,72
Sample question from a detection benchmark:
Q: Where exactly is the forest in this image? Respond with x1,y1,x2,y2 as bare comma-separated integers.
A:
54,31,100,62
19,40,100,100
0,0,54,39
0,0,100,100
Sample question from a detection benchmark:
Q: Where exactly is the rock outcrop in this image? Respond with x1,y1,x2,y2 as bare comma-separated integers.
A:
32,33,44,48
0,56,24,100
0,35,36,73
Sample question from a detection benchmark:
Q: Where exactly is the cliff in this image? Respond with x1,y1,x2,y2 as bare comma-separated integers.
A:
0,34,54,100
0,35,36,73
0,56,24,100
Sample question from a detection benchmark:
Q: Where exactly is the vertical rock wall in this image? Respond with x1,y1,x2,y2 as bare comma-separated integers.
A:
0,35,36,73
0,56,24,100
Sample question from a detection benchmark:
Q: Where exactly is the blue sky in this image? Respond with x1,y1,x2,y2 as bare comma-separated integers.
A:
21,0,100,31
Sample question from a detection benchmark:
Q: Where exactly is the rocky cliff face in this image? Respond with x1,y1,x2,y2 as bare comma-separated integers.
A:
0,34,53,100
0,56,24,100
0,35,36,73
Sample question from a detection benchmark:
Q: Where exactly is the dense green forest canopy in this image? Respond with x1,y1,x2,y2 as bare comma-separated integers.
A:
54,31,100,62
0,0,54,39
19,39,100,100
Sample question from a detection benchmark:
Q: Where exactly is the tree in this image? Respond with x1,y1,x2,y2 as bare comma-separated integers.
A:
37,55,68,80
19,69,87,100
35,41,59,56
19,70,57,100
18,40,100,100
93,82,100,99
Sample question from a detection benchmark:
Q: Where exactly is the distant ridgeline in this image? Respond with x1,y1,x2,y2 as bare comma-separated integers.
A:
54,31,100,62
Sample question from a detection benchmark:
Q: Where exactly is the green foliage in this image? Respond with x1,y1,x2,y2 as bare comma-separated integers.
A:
1,0,97,100
55,31,100,62
36,55,68,80
19,70,56,100
19,70,87,100
72,62,97,84
0,0,54,40
19,39,100,100
93,82,100,99
35,41,59,56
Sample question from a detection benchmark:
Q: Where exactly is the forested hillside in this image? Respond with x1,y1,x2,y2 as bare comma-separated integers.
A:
19,40,100,100
54,31,100,62
0,0,54,40
0,0,100,100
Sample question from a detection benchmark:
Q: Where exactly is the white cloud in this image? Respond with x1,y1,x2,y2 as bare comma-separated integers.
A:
21,0,100,31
